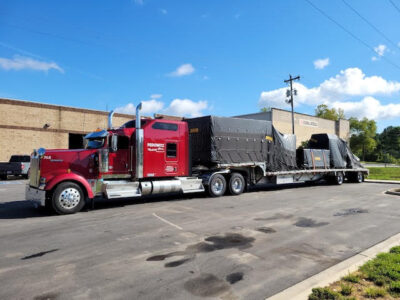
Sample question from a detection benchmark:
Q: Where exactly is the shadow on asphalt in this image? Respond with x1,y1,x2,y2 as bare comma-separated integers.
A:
0,200,52,219
0,180,339,219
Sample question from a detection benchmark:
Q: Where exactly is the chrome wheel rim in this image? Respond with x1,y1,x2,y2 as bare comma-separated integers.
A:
59,188,81,209
357,173,363,182
338,174,343,184
211,178,224,194
231,178,243,193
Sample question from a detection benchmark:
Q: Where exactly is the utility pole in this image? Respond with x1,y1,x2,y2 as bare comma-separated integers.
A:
284,74,300,134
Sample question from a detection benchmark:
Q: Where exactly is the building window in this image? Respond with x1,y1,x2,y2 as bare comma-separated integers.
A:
152,122,178,131
166,143,177,158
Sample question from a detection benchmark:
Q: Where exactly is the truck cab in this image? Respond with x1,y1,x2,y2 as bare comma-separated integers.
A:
26,103,203,214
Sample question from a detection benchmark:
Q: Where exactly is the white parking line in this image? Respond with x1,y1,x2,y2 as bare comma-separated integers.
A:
152,213,183,230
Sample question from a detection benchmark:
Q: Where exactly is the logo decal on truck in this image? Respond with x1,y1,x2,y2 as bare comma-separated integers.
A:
147,143,165,153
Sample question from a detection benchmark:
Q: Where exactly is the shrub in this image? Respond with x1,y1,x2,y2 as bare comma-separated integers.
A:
309,287,341,300
390,246,400,254
364,287,386,298
340,283,352,296
342,274,360,283
389,280,400,296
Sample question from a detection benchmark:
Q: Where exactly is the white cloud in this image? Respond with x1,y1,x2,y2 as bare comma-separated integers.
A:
371,56,378,61
115,96,208,118
116,99,164,115
258,67,400,120
163,99,208,117
168,63,195,77
150,94,162,99
374,44,387,56
331,96,400,120
0,55,64,73
314,58,330,69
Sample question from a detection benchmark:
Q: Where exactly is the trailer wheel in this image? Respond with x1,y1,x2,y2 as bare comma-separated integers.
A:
208,174,227,197
0,175,7,180
228,173,245,195
52,182,85,215
352,172,364,183
334,172,344,185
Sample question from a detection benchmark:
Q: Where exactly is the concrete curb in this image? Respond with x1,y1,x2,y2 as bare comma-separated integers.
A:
267,232,400,300
365,179,400,184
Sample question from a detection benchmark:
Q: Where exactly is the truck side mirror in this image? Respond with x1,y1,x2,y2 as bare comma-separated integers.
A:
111,135,118,152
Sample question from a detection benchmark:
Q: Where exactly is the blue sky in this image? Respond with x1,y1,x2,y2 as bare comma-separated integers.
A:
1,0,400,131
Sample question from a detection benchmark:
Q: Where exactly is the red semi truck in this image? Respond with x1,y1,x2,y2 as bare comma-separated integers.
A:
26,103,368,215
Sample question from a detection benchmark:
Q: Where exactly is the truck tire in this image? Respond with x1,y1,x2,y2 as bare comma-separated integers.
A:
228,173,245,195
334,172,344,185
51,182,85,215
351,172,364,183
0,175,7,180
207,174,227,197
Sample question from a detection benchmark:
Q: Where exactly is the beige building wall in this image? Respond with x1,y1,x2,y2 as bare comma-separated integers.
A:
0,98,134,162
235,108,350,147
271,108,350,146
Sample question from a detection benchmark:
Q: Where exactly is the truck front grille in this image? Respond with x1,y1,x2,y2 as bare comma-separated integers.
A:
29,156,40,187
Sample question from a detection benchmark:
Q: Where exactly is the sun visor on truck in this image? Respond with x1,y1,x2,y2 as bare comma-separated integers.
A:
185,116,297,171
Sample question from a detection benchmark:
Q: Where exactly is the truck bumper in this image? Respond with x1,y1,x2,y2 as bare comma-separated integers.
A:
25,185,46,207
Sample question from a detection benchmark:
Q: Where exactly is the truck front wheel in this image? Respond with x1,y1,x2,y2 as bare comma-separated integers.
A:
228,173,245,195
207,174,227,197
52,182,85,215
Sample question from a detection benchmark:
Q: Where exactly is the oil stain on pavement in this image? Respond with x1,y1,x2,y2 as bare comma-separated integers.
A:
256,227,276,234
226,272,244,284
184,273,230,297
334,208,368,217
294,218,329,228
147,233,255,268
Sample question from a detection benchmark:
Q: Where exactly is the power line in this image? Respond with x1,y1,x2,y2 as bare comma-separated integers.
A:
304,0,400,71
389,0,400,15
342,0,400,50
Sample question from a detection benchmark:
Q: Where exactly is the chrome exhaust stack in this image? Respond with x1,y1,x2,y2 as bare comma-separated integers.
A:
135,103,143,179
108,110,115,130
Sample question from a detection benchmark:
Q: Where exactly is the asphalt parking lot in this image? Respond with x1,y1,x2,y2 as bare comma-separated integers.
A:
0,180,399,300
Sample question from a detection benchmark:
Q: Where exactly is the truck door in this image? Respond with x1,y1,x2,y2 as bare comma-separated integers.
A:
142,121,187,178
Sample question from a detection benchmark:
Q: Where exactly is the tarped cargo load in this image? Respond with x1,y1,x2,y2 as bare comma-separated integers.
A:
185,116,297,171
308,133,362,169
297,149,330,169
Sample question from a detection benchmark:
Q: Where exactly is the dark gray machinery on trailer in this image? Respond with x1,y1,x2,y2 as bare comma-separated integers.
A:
186,116,368,197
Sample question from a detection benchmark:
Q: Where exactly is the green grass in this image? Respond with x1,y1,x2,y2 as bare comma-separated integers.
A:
364,287,386,298
340,283,352,296
367,167,400,181
342,273,360,283
310,246,400,299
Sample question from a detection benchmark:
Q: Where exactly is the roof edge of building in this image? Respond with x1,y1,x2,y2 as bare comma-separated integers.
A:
0,97,136,119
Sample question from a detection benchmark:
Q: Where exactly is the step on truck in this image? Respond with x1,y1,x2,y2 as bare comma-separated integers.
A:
26,103,368,215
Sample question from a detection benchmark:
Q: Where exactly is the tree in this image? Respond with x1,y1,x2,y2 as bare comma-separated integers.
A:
349,117,377,161
376,126,400,163
260,107,271,113
315,104,345,121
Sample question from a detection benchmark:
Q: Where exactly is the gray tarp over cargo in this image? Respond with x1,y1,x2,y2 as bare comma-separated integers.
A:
185,116,297,171
308,133,362,169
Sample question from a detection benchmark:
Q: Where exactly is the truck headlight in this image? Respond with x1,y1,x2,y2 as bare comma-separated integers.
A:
40,177,46,184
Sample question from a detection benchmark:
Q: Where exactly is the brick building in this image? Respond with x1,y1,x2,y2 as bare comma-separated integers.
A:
0,98,134,162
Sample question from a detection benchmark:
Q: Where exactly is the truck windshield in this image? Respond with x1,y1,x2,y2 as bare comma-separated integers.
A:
85,138,105,149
